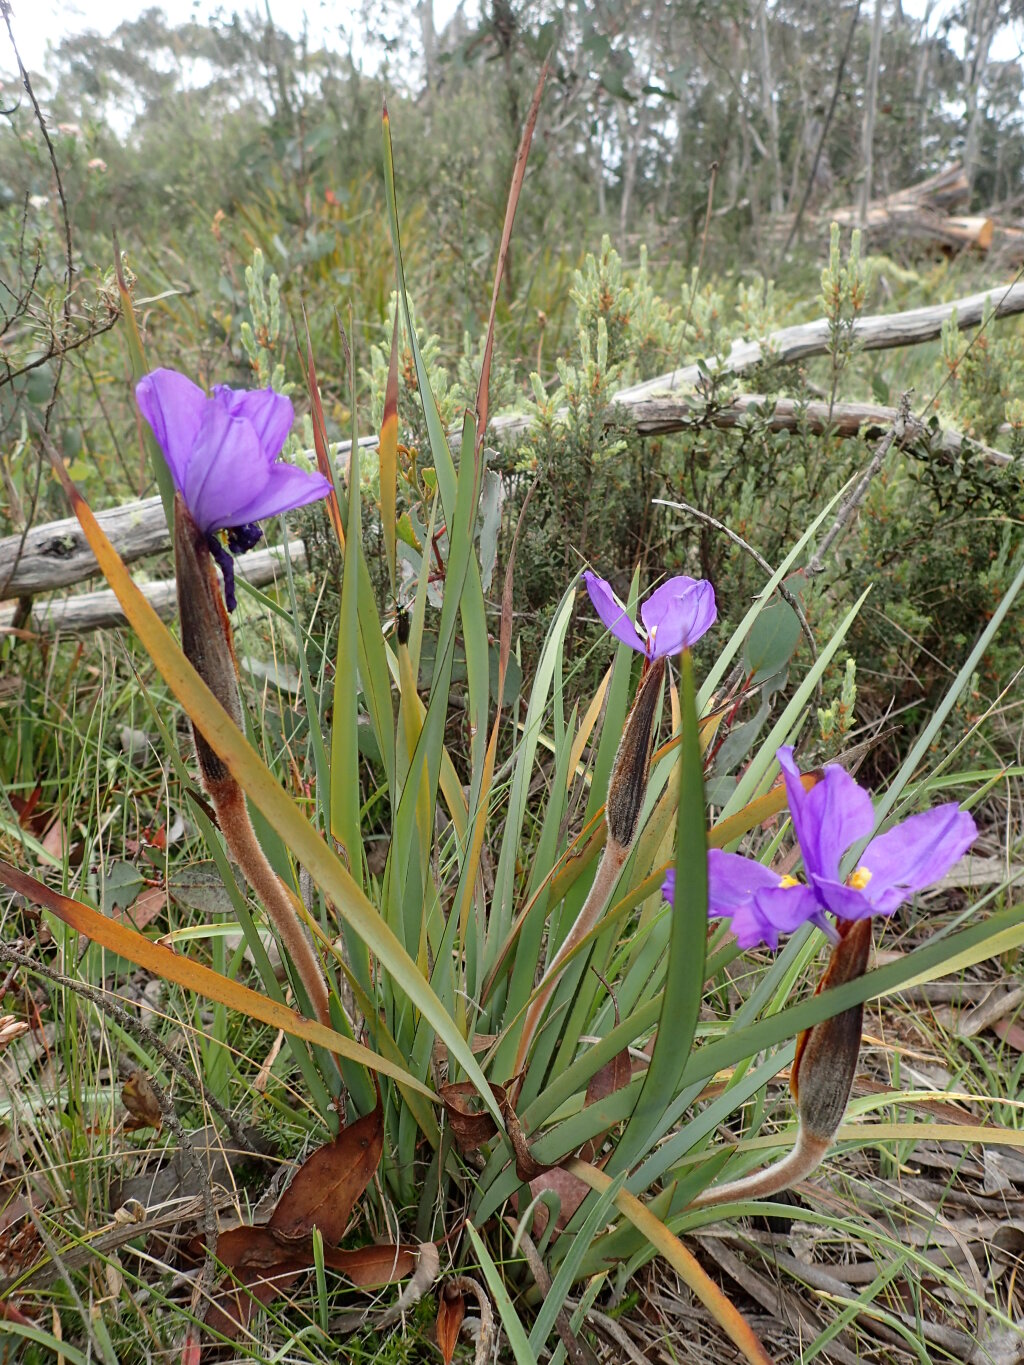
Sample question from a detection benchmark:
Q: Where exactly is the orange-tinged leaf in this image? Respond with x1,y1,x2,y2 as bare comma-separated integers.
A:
708,771,819,850
303,316,345,549
566,1158,775,1365
37,461,503,1131
379,308,399,590
0,858,433,1098
436,1281,465,1364
33,467,501,1154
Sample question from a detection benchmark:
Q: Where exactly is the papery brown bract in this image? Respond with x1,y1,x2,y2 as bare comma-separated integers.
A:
172,493,242,793
605,656,666,850
791,915,873,1139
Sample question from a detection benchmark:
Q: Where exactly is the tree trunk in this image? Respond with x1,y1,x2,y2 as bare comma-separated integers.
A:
859,0,885,225
757,0,785,215
963,0,999,195
417,0,438,89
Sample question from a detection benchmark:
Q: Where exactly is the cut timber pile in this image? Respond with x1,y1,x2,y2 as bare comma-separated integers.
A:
786,164,1022,258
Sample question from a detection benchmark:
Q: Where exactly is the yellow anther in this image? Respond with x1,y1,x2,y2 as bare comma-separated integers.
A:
848,866,872,890
778,875,800,889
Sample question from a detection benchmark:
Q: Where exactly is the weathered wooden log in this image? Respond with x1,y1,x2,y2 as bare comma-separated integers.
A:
0,541,307,635
0,435,375,598
629,394,1009,464
826,203,994,250
2,280,1021,602
610,279,1024,409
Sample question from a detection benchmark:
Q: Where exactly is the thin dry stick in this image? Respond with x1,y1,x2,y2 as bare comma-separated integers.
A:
0,942,258,1156
806,389,911,576
654,496,817,665
506,1214,596,1365
0,946,220,1339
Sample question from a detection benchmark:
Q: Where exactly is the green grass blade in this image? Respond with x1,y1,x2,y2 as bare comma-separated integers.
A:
465,1221,539,1365
604,648,707,1174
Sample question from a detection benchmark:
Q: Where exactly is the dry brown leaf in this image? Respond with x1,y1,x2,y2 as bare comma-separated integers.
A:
39,818,67,861
991,1017,1024,1051
436,1280,465,1364
116,883,166,930
269,1103,383,1241
440,1076,520,1152
121,1071,163,1133
207,1101,394,1338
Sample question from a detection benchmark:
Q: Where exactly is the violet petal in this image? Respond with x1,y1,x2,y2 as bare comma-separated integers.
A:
752,882,829,936
860,804,978,899
777,746,874,884
213,385,294,460
225,462,333,528
583,571,644,651
641,576,717,656
136,369,209,492
707,848,781,914
184,405,271,533
809,874,901,921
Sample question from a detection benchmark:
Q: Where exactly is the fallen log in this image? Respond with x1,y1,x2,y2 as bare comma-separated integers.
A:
2,394,1007,636
0,541,307,635
0,435,376,598
826,203,994,251
629,394,1009,464
1,280,1021,604
612,279,1024,409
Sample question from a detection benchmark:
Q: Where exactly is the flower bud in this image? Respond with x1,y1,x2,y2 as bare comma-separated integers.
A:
791,915,872,1142
173,492,242,792
605,656,665,850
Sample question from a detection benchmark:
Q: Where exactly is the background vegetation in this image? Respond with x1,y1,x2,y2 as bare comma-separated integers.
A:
1,2,1024,1361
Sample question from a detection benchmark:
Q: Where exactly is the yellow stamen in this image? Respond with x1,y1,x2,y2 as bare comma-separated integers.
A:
778,875,800,889
848,866,872,890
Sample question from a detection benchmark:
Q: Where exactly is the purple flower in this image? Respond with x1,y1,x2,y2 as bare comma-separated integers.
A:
136,368,331,608
584,571,717,659
662,746,977,950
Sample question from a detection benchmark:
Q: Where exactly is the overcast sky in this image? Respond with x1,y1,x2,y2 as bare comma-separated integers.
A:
3,0,1021,85
2,0,461,78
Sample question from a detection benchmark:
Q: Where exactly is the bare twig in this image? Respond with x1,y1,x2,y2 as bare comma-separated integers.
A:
0,946,220,1341
806,389,912,576
653,496,818,666
0,943,259,1157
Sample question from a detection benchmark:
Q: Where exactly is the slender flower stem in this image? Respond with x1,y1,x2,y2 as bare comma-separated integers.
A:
688,1127,830,1209
210,779,333,1032
515,658,666,1073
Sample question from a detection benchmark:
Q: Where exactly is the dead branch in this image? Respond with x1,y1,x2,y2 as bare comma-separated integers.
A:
0,540,307,633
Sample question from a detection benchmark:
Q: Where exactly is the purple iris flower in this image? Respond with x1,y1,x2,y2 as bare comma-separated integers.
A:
662,746,977,950
136,368,331,609
583,570,717,658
